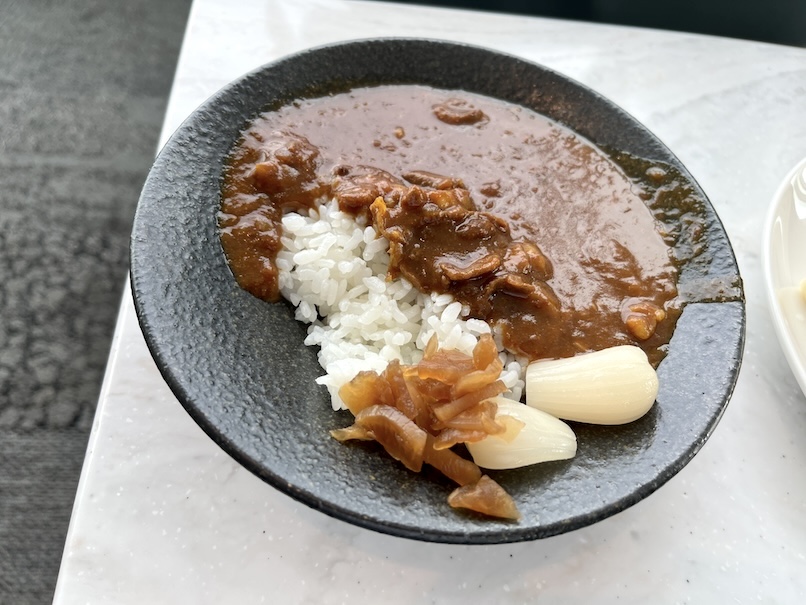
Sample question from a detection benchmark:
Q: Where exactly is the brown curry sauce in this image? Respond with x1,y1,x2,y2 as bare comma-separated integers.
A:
219,85,694,365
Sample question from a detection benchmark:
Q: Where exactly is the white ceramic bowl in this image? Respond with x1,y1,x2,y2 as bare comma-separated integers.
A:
762,156,806,396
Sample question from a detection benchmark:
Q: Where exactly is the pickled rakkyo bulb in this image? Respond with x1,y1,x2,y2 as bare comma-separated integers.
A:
466,397,577,470
525,345,658,425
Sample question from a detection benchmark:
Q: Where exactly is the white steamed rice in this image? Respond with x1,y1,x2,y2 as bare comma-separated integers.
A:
276,199,526,410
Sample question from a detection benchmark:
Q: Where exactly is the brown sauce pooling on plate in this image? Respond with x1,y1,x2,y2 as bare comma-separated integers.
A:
219,85,684,364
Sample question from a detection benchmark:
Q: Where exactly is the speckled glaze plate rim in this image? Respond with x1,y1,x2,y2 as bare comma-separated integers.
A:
130,38,745,544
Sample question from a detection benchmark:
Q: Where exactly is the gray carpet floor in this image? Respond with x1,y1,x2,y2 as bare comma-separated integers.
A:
0,0,191,602
0,1,801,603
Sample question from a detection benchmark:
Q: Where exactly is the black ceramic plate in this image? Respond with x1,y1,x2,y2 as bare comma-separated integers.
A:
130,39,745,544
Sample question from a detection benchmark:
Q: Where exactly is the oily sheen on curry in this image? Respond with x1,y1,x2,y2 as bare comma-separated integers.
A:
218,85,680,364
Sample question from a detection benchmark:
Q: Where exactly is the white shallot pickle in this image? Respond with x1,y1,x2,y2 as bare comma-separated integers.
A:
466,397,577,470
525,345,658,425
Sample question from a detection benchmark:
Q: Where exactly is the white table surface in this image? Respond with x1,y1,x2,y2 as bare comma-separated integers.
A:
54,0,806,603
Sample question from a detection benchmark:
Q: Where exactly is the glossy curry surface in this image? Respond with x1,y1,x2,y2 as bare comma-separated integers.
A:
219,85,692,363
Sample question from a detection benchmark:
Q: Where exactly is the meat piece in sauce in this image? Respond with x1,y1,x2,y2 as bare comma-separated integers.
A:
622,300,667,341
251,131,326,211
432,98,487,125
331,165,410,217
403,170,465,190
